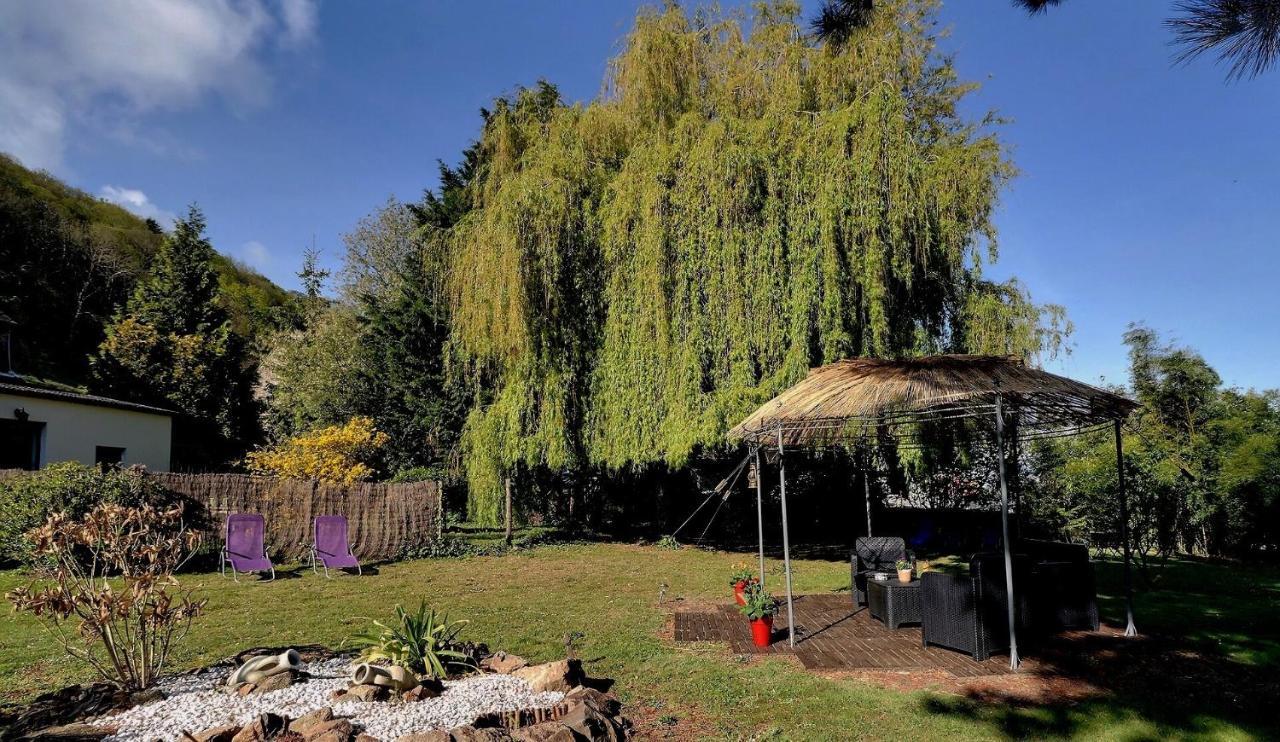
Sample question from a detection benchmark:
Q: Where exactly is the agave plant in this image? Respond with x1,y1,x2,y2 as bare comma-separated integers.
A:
349,600,472,678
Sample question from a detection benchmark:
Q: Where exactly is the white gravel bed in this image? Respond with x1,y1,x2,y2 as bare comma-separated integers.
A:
92,658,565,742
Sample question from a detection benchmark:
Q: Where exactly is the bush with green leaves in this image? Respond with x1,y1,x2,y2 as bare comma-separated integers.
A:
6,502,204,691
389,466,446,484
729,564,756,586
398,535,479,560
0,463,170,564
349,600,478,679
738,583,779,621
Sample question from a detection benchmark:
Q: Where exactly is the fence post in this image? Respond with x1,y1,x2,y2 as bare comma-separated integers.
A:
436,480,444,543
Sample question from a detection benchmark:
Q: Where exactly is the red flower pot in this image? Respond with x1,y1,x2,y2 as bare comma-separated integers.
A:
750,616,774,647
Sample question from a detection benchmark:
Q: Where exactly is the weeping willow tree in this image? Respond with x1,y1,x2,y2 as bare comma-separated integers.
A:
448,1,1067,523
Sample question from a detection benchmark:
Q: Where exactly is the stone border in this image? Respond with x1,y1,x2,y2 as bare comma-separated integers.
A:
2,651,631,742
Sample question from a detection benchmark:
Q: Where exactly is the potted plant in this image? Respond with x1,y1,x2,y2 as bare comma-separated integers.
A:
729,564,757,606
895,559,913,584
738,583,778,647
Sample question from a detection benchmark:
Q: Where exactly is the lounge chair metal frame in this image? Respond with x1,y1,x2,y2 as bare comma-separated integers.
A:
309,515,362,578
220,513,276,583
308,546,362,578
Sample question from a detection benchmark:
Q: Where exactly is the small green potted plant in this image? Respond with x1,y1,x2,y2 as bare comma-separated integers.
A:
729,563,757,606
738,582,778,647
895,559,913,584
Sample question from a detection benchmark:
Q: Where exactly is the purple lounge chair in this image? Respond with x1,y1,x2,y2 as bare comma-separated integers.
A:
310,515,361,578
221,513,275,582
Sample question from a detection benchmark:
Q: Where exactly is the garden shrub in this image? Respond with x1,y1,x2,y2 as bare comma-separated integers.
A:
390,465,446,483
7,503,205,691
244,416,388,483
0,462,170,565
349,600,479,678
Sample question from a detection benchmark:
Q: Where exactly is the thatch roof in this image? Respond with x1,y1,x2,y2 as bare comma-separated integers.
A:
728,355,1138,447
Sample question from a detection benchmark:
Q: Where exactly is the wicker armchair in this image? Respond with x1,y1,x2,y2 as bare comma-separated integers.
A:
921,553,1034,661
1020,539,1100,632
851,536,907,607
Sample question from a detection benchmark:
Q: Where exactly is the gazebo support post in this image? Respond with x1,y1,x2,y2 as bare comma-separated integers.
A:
778,426,796,647
1010,417,1022,541
1115,420,1137,637
863,446,873,537
754,446,766,590
994,394,1020,670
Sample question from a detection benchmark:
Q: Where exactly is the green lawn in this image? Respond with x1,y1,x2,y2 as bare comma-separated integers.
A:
1,543,1277,740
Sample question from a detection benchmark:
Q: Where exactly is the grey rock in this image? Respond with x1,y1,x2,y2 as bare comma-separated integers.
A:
447,727,511,741
478,653,528,675
299,718,353,742
252,672,296,694
345,684,389,703
563,687,620,718
510,661,582,694
556,701,618,742
507,723,576,742
394,732,451,742
192,724,241,742
230,713,288,742
25,722,117,741
289,706,335,735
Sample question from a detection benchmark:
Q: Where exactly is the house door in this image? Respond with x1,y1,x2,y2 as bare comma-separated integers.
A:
0,418,43,470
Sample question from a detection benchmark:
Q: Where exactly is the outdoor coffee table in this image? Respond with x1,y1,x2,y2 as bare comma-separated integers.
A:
867,578,922,629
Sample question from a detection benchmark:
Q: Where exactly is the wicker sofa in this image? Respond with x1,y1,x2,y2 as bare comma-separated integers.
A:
920,553,1035,661
850,536,908,607
1020,539,1100,632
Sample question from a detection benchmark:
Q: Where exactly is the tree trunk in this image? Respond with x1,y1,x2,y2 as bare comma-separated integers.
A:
504,477,513,545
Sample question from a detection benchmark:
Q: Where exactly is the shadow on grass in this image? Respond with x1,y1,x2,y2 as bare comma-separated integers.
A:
921,632,1280,739
919,556,1280,740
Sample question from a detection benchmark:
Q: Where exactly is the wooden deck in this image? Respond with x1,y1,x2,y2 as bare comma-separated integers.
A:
674,593,1017,677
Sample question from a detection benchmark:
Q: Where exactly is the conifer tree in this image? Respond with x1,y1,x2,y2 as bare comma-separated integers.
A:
91,205,257,461
125,206,225,336
358,255,464,476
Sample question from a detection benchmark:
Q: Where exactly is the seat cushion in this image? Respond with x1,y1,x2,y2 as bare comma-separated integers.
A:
227,553,272,573
317,551,359,569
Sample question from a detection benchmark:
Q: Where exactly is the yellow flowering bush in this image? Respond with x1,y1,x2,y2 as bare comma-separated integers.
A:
245,417,389,483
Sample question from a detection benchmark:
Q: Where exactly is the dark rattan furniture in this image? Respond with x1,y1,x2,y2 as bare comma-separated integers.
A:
1021,539,1100,632
851,536,908,607
921,554,1034,661
867,578,922,629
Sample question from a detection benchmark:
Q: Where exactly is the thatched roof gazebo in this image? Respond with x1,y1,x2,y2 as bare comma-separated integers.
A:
727,355,1139,668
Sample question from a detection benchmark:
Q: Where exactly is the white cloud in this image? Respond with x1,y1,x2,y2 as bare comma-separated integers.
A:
0,0,319,171
280,0,320,48
238,240,271,271
99,185,177,226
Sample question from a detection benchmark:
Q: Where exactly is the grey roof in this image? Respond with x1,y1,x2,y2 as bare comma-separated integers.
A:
0,382,176,416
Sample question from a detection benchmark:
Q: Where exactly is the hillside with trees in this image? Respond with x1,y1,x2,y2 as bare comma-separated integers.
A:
0,153,297,386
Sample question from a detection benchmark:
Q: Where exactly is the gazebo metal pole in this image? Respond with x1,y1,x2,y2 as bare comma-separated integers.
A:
1010,419,1022,541
777,426,796,647
863,446,873,537
1115,420,1137,637
754,446,766,591
994,394,1020,670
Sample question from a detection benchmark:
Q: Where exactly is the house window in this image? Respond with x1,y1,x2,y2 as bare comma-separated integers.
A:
0,418,43,470
95,446,126,469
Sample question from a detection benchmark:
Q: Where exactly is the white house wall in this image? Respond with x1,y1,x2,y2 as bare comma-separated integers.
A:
0,392,172,471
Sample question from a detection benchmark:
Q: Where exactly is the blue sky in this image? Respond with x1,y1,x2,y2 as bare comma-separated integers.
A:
1,1,1275,391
